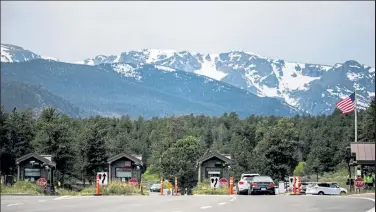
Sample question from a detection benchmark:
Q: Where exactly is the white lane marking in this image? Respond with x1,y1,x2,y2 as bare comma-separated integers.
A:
218,202,227,205
229,196,236,202
303,195,375,212
53,196,69,200
38,200,48,203
61,196,92,200
200,206,212,209
7,203,23,207
355,197,375,212
171,211,181,212
53,196,93,200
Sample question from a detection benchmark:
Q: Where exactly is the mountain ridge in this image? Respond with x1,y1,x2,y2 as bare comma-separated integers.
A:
1,59,298,118
1,43,374,116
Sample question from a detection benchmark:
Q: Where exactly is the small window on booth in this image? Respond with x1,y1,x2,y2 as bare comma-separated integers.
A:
116,167,132,183
24,168,41,182
214,162,223,168
207,171,221,179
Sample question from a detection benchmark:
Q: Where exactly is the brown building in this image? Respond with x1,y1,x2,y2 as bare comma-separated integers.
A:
107,153,143,183
197,151,232,182
350,142,375,177
16,153,56,184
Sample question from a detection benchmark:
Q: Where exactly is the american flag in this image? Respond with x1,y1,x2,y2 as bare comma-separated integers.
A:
336,92,356,114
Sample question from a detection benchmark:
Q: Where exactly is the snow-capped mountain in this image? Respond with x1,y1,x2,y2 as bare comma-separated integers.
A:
76,49,375,115
2,44,374,115
1,44,58,63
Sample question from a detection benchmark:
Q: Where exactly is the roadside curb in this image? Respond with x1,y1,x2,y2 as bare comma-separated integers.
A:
192,194,235,196
347,193,375,197
1,193,44,196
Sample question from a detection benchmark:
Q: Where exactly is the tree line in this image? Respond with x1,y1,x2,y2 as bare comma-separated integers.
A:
1,98,374,188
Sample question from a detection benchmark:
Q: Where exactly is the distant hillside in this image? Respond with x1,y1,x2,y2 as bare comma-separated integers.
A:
1,60,297,118
1,81,81,117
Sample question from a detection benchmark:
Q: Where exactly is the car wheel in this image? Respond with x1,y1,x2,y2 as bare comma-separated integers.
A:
340,191,346,195
318,191,324,195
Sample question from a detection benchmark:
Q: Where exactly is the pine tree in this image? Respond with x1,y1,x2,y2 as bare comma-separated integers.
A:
33,107,74,182
360,98,375,142
2,109,34,175
160,136,200,190
82,123,108,181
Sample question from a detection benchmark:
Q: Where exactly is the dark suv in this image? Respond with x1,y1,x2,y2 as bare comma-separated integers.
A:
249,176,276,195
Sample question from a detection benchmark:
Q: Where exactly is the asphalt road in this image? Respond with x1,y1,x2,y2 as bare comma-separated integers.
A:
1,194,375,212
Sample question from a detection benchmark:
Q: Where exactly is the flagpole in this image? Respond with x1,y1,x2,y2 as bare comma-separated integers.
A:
354,88,357,143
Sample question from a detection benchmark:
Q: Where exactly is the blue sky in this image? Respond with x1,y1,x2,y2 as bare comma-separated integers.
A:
1,1,375,66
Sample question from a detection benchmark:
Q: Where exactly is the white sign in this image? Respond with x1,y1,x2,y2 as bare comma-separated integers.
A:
278,182,285,194
210,177,220,189
97,172,108,185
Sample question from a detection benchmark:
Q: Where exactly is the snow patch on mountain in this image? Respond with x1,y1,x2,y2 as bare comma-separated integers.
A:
273,62,320,91
144,49,176,63
154,65,176,72
347,72,357,81
41,56,58,61
261,85,279,97
1,45,14,62
194,54,228,81
1,44,58,63
111,63,141,81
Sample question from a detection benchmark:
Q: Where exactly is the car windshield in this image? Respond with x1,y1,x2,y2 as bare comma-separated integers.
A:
151,184,160,188
252,176,273,183
242,176,254,181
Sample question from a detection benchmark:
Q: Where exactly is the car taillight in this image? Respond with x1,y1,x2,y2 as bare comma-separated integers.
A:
239,181,245,185
252,183,258,187
269,183,275,187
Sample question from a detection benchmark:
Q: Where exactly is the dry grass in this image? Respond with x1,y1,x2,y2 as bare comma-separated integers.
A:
1,181,44,195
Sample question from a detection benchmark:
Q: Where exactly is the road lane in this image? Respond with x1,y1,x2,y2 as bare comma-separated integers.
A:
1,195,374,212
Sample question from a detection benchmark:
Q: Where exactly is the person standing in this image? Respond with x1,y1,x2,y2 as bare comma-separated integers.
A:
365,173,374,190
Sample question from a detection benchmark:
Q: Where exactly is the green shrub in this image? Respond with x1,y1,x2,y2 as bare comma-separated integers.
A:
319,168,348,188
192,179,229,195
293,162,306,176
142,168,160,182
0,181,44,195
55,188,79,196
79,181,141,196
79,186,96,196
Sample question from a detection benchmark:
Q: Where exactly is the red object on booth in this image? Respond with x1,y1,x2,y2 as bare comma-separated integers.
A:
36,178,47,189
129,178,139,186
355,177,365,189
219,178,228,185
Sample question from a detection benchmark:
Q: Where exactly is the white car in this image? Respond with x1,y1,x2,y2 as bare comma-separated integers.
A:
237,173,260,195
305,183,347,195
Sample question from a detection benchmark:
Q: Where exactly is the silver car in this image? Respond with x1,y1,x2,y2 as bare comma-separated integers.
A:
237,173,260,195
305,183,347,195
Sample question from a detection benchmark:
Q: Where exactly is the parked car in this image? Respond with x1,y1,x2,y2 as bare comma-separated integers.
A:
149,184,161,192
237,173,260,195
249,176,276,195
305,182,347,195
